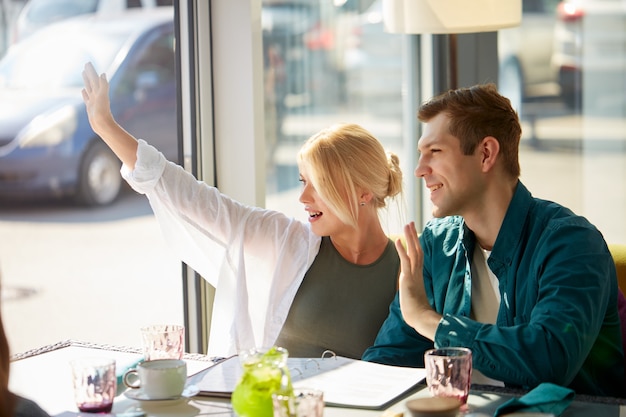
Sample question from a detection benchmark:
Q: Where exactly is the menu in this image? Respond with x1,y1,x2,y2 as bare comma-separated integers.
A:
190,354,426,409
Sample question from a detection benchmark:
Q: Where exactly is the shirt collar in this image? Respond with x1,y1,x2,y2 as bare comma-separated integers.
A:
490,180,533,269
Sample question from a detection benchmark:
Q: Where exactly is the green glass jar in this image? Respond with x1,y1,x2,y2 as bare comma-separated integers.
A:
231,346,293,417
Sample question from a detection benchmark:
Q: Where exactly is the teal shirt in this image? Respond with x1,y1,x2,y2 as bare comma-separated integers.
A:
363,181,625,397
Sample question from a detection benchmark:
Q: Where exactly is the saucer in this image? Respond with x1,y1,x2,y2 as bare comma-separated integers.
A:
124,385,200,405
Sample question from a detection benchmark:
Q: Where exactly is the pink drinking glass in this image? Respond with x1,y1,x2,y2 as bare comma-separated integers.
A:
424,347,472,407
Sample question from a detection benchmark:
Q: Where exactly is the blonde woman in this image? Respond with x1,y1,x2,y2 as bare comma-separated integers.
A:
81,62,404,359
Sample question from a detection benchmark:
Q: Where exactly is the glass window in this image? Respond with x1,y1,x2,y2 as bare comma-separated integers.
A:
3,0,624,364
0,7,182,356
499,0,626,245
263,0,410,232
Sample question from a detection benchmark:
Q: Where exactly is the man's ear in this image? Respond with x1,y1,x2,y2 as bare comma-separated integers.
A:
480,136,500,173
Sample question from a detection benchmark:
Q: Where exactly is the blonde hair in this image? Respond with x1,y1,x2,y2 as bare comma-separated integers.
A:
297,123,403,228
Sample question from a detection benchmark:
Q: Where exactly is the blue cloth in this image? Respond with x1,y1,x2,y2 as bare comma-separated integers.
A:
363,181,625,397
493,383,575,417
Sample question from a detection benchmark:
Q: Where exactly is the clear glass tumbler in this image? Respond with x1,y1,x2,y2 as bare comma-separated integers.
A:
70,357,117,413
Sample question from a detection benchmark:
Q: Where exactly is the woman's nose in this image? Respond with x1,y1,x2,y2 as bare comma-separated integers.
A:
299,186,309,204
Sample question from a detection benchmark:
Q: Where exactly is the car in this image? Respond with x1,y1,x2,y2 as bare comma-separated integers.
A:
498,0,561,116
9,0,172,45
551,0,626,114
0,6,178,206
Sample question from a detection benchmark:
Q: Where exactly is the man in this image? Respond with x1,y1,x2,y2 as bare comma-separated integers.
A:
362,84,625,397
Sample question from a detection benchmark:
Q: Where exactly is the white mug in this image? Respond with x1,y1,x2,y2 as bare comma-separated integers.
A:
123,359,187,399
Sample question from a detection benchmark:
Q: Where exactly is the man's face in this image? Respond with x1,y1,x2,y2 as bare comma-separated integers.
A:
416,113,486,218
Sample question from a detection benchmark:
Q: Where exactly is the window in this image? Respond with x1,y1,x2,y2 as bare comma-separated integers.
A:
2,0,623,363
499,0,626,245
262,0,412,231
0,7,182,356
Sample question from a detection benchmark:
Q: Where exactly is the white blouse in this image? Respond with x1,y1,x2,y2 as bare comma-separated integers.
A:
122,140,322,357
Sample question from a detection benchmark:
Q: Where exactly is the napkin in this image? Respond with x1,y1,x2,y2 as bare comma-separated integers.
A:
493,382,575,417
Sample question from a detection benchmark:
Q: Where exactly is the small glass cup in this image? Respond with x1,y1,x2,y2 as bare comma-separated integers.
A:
70,357,117,413
272,388,324,417
140,324,184,360
424,347,472,407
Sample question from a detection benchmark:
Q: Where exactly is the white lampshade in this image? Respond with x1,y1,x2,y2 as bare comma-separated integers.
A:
382,0,522,34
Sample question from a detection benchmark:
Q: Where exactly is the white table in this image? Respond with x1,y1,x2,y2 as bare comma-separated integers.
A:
9,341,626,417
9,341,413,416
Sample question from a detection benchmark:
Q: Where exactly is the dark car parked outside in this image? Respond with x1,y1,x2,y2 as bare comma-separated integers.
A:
0,6,177,206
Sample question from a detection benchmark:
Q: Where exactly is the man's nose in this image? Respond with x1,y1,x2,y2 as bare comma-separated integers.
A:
415,158,429,178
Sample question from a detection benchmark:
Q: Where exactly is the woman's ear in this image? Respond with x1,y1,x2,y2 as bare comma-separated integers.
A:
359,190,373,205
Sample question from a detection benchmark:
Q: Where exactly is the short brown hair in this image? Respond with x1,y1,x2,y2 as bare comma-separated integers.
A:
418,83,521,178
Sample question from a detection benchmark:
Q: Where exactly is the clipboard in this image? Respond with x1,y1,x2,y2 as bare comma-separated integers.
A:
189,351,426,409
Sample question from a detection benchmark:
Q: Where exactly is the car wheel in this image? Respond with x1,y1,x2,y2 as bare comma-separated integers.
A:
498,58,524,119
75,140,122,206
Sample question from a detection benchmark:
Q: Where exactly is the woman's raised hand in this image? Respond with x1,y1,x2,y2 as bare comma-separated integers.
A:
81,62,115,137
80,62,139,169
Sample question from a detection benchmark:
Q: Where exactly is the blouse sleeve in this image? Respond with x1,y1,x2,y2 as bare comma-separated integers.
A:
121,139,312,288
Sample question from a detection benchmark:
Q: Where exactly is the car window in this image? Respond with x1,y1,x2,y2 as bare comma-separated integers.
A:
523,0,560,14
26,0,99,23
0,29,127,88
114,30,175,96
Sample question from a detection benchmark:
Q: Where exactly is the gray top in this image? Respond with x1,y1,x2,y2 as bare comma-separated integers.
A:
14,396,50,417
275,236,400,359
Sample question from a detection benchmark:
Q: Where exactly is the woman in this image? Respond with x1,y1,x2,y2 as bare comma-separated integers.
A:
0,292,14,417
81,62,404,359
0,281,50,417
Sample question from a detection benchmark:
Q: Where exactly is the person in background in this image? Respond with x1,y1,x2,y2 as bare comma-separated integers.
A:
0,279,50,417
81,62,404,360
362,83,625,397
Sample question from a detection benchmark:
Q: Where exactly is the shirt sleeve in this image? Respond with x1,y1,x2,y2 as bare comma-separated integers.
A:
363,214,623,396
361,292,435,366
121,139,311,287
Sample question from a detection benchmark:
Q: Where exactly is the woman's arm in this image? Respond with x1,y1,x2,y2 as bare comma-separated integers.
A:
81,62,138,170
